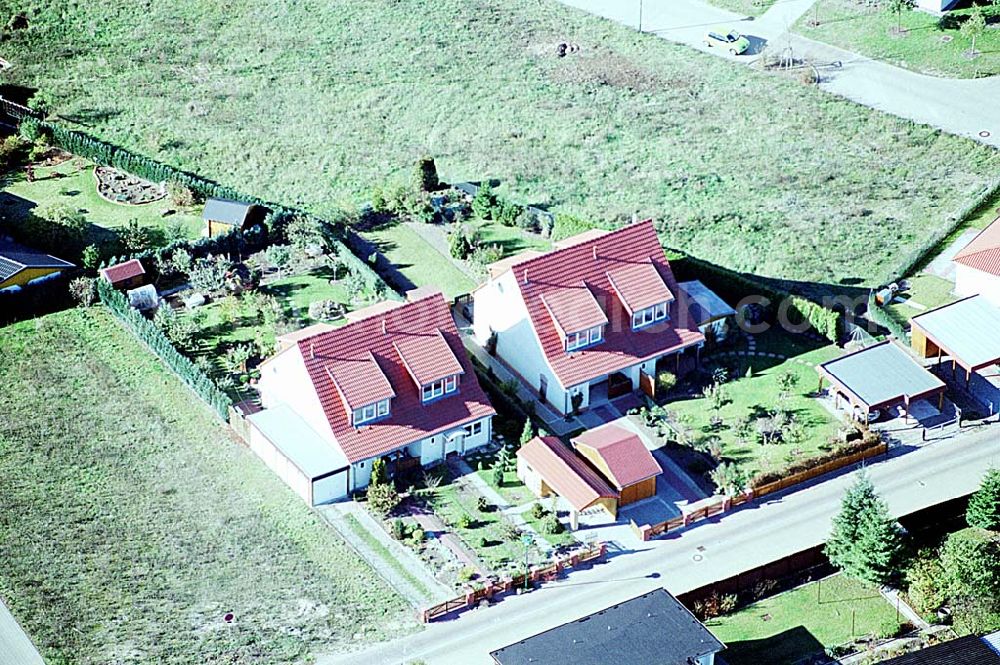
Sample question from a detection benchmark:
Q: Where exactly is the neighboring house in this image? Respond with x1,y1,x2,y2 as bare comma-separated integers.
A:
99,258,145,290
572,423,661,507
516,435,618,529
954,216,1000,308
880,631,1000,665
202,198,268,238
252,289,496,504
489,588,725,665
472,220,705,415
0,239,74,290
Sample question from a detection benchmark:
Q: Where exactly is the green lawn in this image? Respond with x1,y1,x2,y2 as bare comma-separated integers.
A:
887,273,958,325
342,513,435,602
797,0,1000,78
5,0,997,286
1,156,202,245
706,575,902,665
362,222,477,298
475,221,551,257
670,333,842,482
0,308,412,664
264,267,352,323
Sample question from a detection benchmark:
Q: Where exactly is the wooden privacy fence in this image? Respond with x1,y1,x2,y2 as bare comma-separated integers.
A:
419,541,607,623
631,442,887,541
0,96,41,121
751,442,888,498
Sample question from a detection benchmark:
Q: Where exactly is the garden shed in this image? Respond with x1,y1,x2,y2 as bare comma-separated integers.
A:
571,424,661,507
818,341,945,420
202,198,268,238
516,436,617,529
910,295,1000,386
679,279,737,341
0,239,74,290
247,404,350,505
100,258,145,290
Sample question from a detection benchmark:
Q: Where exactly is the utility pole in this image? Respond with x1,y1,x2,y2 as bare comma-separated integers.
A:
638,0,644,33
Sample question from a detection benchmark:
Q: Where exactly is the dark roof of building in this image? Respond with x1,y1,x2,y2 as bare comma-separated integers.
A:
490,588,725,665
818,340,945,409
879,634,1000,665
0,239,74,282
202,198,259,225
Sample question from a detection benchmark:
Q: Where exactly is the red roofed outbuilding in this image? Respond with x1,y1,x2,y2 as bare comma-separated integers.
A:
99,259,145,290
252,289,495,503
472,220,705,415
572,423,661,506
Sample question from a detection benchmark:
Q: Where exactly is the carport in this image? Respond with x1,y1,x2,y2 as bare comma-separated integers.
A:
818,341,946,422
911,295,1000,386
247,404,350,505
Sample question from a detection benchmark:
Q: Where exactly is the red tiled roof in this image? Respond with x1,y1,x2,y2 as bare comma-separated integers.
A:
503,220,704,387
573,424,662,489
394,329,465,386
100,259,145,285
540,283,608,335
954,216,1000,277
325,353,395,411
606,261,674,314
517,436,617,512
297,290,495,464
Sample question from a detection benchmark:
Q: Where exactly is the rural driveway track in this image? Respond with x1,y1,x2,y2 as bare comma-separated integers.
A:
555,0,1000,148
319,425,1000,665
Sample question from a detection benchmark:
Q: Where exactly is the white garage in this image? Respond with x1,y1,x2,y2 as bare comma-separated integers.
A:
247,404,350,505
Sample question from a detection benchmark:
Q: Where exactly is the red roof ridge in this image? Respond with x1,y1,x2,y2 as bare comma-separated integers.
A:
954,216,1000,277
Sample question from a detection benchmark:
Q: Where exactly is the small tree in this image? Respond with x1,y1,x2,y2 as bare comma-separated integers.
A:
265,244,292,279
371,457,389,487
367,482,400,517
961,6,987,56
413,156,440,192
884,0,915,34
80,244,101,272
519,419,534,449
189,255,230,293
223,343,254,376
967,469,1000,531
826,472,905,586
69,277,96,307
471,183,496,220
119,219,151,254
941,528,1000,600
776,371,800,395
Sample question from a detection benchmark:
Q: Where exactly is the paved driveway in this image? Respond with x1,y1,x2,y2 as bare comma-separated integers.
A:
556,0,1000,147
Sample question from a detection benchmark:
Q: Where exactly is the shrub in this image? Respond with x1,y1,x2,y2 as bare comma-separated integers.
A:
456,513,472,529
906,553,946,614
471,243,503,266
390,518,406,540
499,520,521,542
966,469,1000,532
493,199,520,227
410,528,425,543
940,528,1000,600
540,515,563,535
413,156,440,192
656,371,677,395
367,482,400,518
477,496,491,513
530,503,546,520
119,219,152,254
188,255,230,294
167,182,198,208
308,299,342,321
68,277,97,307
471,183,496,220
457,566,477,583
0,134,26,169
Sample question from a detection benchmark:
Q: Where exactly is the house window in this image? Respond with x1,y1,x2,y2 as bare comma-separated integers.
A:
353,399,390,425
566,325,603,351
422,375,459,402
463,421,483,437
632,302,669,329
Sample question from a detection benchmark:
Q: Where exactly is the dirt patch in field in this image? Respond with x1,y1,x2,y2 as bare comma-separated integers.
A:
546,47,665,92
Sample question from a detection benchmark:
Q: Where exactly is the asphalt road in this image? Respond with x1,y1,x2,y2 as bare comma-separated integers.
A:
321,424,1000,665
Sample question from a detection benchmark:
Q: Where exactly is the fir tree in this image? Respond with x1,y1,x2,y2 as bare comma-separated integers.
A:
967,469,1000,532
826,472,905,586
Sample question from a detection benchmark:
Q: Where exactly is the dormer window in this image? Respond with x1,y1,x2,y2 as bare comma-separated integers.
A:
566,325,603,351
423,374,458,402
353,398,390,425
632,302,668,330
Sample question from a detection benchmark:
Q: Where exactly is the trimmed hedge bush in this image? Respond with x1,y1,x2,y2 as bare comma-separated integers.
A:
97,279,232,419
866,291,908,341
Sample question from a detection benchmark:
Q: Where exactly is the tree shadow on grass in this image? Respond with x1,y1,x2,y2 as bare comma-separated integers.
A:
712,625,830,665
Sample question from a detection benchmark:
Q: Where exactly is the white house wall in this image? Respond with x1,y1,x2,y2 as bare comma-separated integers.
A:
474,270,568,411
955,264,1000,307
257,349,337,445
248,422,312,504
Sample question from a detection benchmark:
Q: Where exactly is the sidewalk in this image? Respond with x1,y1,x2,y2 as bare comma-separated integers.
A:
318,502,452,606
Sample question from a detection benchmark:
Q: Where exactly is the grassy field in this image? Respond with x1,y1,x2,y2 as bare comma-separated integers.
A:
704,0,776,17
4,0,997,286
0,308,412,664
670,332,842,481
706,574,902,665
0,156,203,245
797,0,1000,78
362,222,477,298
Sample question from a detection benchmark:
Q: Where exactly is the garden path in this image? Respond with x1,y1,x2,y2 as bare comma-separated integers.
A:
404,500,492,580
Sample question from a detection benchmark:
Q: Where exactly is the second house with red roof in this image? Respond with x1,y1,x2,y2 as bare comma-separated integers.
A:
249,288,496,504
472,219,705,416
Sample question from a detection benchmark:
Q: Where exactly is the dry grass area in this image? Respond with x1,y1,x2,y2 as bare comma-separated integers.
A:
1,0,996,285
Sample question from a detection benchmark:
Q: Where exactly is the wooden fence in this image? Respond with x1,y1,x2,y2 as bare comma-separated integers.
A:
631,442,887,541
0,96,41,121
752,442,888,498
419,541,607,623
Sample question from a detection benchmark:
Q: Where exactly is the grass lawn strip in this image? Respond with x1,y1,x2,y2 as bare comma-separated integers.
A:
342,513,435,603
4,0,997,285
0,308,412,664
361,222,477,298
797,0,1000,78
706,574,902,665
703,0,776,17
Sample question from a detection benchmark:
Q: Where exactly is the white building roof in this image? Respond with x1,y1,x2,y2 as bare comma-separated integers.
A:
248,404,349,479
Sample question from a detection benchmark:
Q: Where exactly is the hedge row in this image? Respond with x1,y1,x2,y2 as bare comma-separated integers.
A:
24,118,394,298
866,291,909,342
670,251,842,343
0,272,78,325
97,278,233,419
